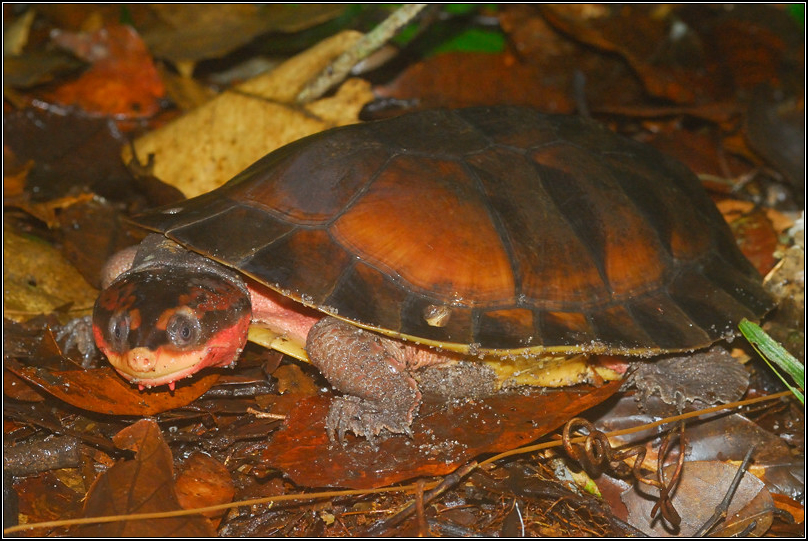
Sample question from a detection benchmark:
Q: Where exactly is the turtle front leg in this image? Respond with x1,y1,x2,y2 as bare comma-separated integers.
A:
306,317,421,444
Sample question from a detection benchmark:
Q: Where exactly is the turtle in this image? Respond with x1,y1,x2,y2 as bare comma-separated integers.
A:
92,106,773,442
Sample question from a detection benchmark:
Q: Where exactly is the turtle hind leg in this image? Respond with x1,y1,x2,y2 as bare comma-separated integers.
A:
306,317,421,444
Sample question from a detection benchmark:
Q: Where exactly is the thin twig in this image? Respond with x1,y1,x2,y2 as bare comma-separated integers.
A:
361,460,479,536
693,444,757,536
296,4,428,103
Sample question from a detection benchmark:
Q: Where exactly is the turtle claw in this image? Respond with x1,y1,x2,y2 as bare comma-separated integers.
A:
325,395,416,447
57,316,97,367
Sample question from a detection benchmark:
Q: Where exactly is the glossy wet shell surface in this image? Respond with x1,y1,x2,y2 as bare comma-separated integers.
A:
135,107,772,356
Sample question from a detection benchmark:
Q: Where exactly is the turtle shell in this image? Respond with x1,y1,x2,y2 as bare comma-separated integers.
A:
134,107,772,356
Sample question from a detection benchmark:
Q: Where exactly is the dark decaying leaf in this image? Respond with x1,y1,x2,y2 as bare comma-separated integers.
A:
56,199,143,290
682,4,804,95
3,108,134,202
143,4,346,65
264,382,621,488
2,5,802,536
744,86,805,191
75,419,216,537
3,50,84,89
718,201,780,277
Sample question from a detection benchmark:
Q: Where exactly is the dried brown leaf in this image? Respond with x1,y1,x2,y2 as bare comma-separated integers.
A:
122,31,373,198
75,419,216,537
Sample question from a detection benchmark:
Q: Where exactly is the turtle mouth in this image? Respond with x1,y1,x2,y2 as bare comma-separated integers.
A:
104,345,232,387
97,312,250,389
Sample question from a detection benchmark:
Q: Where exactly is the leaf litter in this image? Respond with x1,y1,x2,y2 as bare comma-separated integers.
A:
3,4,803,537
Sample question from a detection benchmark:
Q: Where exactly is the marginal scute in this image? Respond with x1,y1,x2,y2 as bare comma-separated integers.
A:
134,107,773,355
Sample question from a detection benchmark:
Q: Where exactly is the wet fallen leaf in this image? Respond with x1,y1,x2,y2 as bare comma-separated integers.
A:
49,24,165,118
3,226,97,322
771,493,804,525
4,360,221,416
121,30,373,198
3,370,46,403
3,50,84,89
2,148,33,198
175,452,235,526
3,5,801,537
75,419,216,537
645,129,752,193
498,4,647,110
622,460,774,536
264,382,620,488
2,316,70,368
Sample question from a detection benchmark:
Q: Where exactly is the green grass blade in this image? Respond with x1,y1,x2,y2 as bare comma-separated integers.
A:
739,319,804,405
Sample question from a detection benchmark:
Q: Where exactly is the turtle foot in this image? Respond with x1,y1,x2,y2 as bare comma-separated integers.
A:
308,317,423,444
326,395,415,446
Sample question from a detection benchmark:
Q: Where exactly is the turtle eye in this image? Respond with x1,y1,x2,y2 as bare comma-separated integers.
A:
166,309,202,349
107,312,130,352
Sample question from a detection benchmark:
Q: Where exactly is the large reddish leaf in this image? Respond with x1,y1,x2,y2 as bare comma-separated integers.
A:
4,359,220,416
264,381,621,488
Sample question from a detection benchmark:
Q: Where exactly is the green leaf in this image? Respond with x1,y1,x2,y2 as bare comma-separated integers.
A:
430,27,505,54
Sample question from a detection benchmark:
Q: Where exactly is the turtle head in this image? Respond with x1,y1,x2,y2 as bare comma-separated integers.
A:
93,265,251,389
